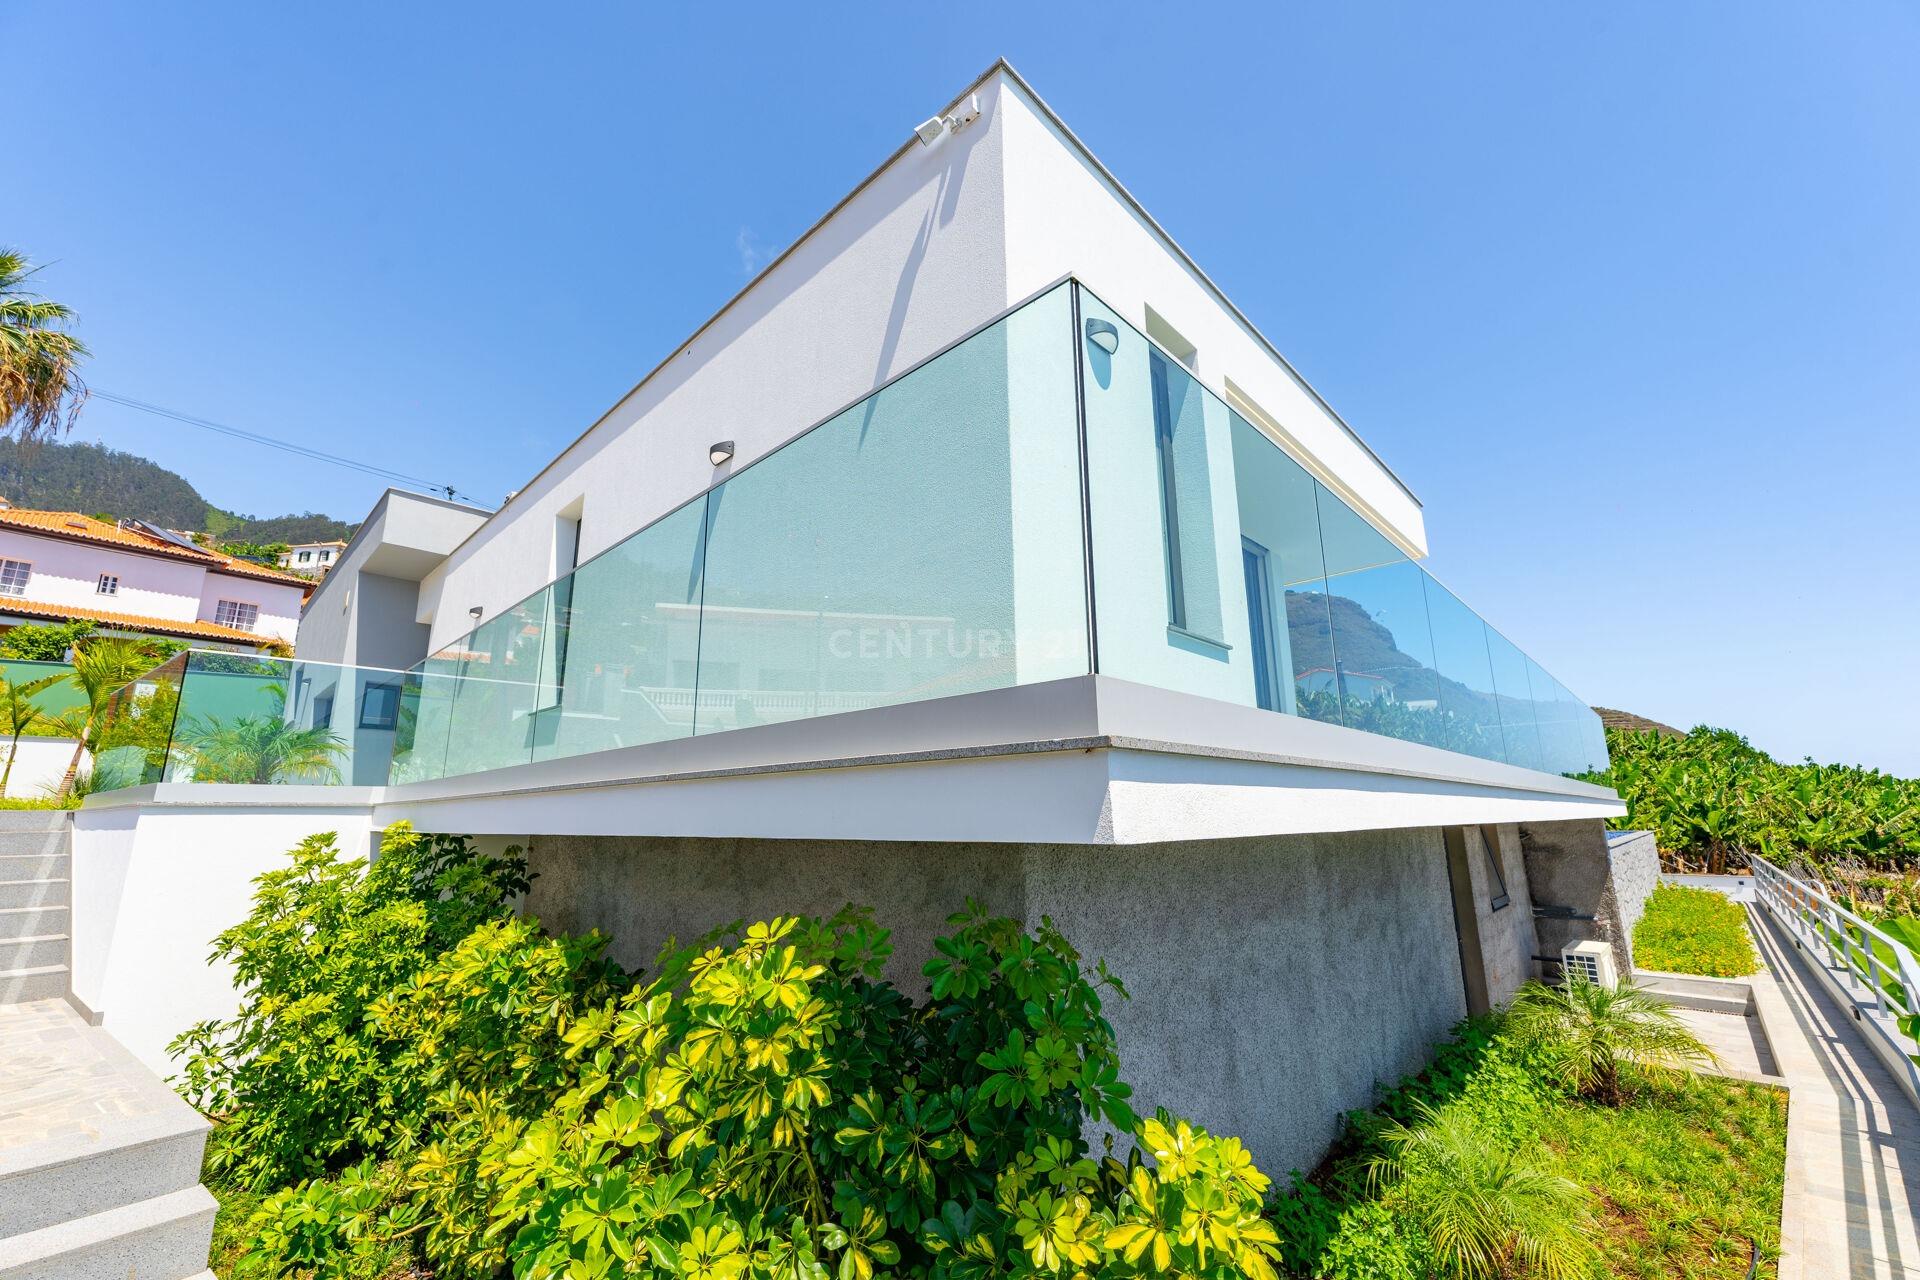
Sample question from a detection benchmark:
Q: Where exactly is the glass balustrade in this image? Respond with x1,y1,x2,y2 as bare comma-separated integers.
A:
96,279,1606,791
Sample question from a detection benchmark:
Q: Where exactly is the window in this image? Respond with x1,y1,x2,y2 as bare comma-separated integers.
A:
359,683,400,730
0,560,30,596
1481,826,1512,911
1241,539,1281,712
96,573,119,596
1148,351,1224,644
214,599,260,631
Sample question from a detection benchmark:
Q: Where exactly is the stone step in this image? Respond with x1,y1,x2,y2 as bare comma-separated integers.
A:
0,905,68,941
0,934,67,970
0,965,67,1003
0,879,68,910
0,852,69,879
0,828,69,857
0,1005,212,1239
0,811,69,833
0,1185,216,1280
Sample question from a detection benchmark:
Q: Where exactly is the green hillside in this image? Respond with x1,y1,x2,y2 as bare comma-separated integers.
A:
0,440,357,543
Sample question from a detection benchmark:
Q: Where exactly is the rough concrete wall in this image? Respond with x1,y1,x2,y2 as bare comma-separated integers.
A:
523,835,1026,989
522,826,1469,1178
1605,830,1660,968
1024,828,1467,1175
1519,818,1632,977
1466,824,1538,1005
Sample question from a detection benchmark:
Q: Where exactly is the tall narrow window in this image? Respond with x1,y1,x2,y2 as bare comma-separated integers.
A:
537,509,584,714
1151,352,1187,629
1242,539,1281,712
0,560,30,596
1480,825,1512,911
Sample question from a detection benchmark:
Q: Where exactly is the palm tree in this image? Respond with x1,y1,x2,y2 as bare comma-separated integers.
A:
0,249,89,442
57,637,162,797
0,671,63,795
1506,977,1714,1105
1366,1101,1593,1280
175,714,346,784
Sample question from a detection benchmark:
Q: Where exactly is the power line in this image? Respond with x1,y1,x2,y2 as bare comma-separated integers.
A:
89,390,487,506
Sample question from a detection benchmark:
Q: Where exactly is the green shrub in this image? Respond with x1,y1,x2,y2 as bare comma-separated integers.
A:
170,823,535,1189
197,841,1282,1280
1632,882,1759,977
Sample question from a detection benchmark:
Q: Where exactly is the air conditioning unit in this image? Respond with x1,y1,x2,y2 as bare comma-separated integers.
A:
1561,940,1619,988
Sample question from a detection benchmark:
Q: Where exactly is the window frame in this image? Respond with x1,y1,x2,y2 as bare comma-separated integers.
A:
96,573,119,596
360,682,401,731
213,598,261,632
0,559,31,597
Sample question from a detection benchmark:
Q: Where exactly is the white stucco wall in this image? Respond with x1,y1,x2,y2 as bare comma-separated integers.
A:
0,736,86,799
69,799,379,1073
415,78,1019,652
0,528,206,623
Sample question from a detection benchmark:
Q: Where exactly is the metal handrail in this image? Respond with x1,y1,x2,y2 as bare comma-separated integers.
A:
1751,850,1920,1099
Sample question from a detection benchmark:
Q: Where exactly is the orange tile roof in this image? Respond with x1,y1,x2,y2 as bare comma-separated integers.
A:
0,597,270,645
0,508,312,588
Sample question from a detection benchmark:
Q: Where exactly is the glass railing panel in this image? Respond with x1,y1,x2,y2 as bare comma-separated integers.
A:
1319,557,1447,747
1485,630,1544,773
1420,578,1507,765
692,282,1086,735
531,497,708,761
1228,413,1338,724
92,651,187,789
438,592,551,777
1080,289,1250,705
161,653,357,785
390,660,460,783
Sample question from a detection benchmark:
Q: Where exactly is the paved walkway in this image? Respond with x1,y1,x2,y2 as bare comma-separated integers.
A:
1749,907,1920,1278
0,998,179,1152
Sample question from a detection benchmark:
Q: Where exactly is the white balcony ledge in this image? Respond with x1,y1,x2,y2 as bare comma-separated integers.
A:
82,676,1621,844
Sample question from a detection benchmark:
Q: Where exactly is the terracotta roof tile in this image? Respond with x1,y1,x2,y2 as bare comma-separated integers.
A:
0,508,313,588
0,597,270,645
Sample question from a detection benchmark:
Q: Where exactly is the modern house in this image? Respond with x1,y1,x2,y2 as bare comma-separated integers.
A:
277,539,349,577
64,62,1632,1178
0,504,310,650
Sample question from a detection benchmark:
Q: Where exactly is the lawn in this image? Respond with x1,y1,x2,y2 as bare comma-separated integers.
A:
1634,883,1760,977
1550,1074,1786,1278
1272,1016,1787,1279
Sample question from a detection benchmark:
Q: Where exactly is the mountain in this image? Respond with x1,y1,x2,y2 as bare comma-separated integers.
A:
0,440,358,544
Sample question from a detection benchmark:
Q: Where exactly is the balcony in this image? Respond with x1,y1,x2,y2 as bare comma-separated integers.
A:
92,280,1606,794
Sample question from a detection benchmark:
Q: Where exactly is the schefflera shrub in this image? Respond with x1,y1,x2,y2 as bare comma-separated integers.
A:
243,903,1281,1280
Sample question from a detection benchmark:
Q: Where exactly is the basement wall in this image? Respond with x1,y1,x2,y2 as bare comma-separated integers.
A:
522,823,1540,1175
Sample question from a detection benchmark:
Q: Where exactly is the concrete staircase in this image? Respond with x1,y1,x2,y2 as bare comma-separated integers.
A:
0,812,218,1280
0,812,71,1006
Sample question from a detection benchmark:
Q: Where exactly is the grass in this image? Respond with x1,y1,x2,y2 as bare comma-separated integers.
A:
202,1129,264,1278
1272,1016,1787,1279
1634,883,1760,977
0,795,72,810
1549,1073,1786,1278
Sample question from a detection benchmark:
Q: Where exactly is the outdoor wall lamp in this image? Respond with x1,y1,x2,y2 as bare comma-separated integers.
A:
1085,318,1119,354
709,440,736,466
468,605,484,621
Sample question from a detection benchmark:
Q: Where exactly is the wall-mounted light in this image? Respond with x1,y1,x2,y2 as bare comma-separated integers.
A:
709,440,736,467
468,605,484,621
1085,318,1120,355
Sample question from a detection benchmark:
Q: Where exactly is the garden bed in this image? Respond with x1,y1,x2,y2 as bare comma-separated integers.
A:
1271,1013,1786,1279
1633,882,1760,977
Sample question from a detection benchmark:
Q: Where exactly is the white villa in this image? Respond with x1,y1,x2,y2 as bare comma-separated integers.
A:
0,504,309,649
51,62,1636,1185
276,539,348,577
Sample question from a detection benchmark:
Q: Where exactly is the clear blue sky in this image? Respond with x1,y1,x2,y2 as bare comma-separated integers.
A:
7,3,1916,774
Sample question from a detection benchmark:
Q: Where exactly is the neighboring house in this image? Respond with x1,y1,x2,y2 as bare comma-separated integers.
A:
75,63,1634,1178
0,503,311,649
278,540,348,576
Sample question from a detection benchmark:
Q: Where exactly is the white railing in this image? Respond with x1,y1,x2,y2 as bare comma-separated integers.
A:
1752,850,1920,1098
